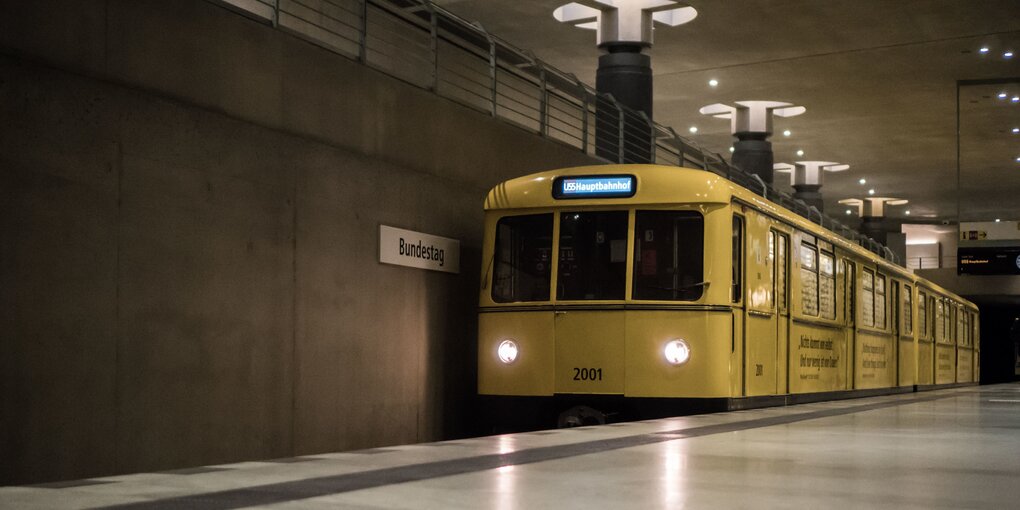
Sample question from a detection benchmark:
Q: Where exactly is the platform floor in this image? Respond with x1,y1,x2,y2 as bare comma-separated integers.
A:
3,383,1020,509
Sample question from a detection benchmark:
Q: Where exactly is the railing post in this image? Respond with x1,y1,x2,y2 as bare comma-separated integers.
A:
272,0,280,27
638,112,655,163
538,60,548,137
359,0,368,63
489,40,497,117
578,78,589,154
428,3,438,91
616,98,625,164
668,127,682,167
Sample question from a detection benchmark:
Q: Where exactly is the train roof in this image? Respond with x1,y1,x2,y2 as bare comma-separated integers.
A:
484,164,977,309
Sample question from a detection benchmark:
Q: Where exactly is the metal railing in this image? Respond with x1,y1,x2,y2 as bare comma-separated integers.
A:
213,0,898,264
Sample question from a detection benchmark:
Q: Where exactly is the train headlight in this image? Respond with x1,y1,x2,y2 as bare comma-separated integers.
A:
497,339,519,364
664,339,691,366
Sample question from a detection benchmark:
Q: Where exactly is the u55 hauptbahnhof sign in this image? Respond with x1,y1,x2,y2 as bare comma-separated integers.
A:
379,225,460,274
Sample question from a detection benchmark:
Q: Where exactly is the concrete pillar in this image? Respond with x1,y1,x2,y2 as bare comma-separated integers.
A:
700,101,805,186
774,161,849,213
554,0,698,163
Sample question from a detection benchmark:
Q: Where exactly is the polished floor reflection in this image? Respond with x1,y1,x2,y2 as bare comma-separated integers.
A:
3,384,1020,509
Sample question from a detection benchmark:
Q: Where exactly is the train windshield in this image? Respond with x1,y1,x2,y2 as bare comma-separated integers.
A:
557,211,629,300
492,213,553,302
632,210,705,301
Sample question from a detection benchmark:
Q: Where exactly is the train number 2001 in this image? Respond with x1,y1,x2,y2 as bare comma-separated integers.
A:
573,367,603,381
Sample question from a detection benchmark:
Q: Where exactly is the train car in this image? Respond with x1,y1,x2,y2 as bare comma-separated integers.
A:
477,164,979,427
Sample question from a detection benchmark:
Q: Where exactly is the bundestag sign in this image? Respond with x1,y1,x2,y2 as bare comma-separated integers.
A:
379,225,460,274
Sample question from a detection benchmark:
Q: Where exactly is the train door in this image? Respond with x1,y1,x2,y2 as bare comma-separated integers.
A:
891,280,900,384
775,231,790,394
844,259,856,389
731,214,745,397
742,216,779,397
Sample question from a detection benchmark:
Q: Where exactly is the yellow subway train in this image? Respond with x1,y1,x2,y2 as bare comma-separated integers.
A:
478,164,978,427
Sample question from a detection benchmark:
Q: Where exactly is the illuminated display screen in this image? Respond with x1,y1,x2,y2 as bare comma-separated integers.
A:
552,175,636,199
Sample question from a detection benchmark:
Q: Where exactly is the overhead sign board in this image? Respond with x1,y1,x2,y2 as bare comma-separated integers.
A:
552,175,636,199
379,225,460,274
957,246,1020,276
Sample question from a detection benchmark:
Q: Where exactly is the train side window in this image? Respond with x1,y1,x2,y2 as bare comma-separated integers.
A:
732,215,743,304
919,291,927,338
799,242,819,316
557,211,628,300
632,210,704,301
492,213,553,303
776,233,788,312
936,299,944,342
903,285,913,335
861,269,875,327
875,274,887,329
819,251,835,319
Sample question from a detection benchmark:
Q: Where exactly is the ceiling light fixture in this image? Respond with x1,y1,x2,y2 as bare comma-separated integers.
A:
1012,96,1020,103
868,188,875,195
859,178,867,185
979,47,990,54
905,210,911,215
1006,51,1015,58
783,129,791,137
709,79,718,87
845,209,852,215
1013,127,1019,134
1000,92,1009,99
996,218,1001,222
729,147,735,153
689,126,698,133
796,149,804,156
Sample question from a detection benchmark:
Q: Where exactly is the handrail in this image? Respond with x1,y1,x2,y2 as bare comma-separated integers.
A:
211,0,901,265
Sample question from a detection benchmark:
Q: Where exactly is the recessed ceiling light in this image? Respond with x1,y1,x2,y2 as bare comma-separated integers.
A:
1000,92,1009,99
709,79,718,87
868,188,875,195
1006,51,1015,58
729,147,735,153
859,178,867,185
1013,127,1019,134
905,210,911,215
995,218,1001,222
1013,96,1020,103
845,209,852,215
979,47,990,53
796,149,804,156
783,129,791,137
689,126,698,133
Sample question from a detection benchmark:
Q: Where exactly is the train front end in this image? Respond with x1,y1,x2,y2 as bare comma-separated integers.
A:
477,165,737,427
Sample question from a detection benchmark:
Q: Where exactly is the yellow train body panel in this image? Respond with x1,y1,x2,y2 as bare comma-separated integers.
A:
477,164,980,417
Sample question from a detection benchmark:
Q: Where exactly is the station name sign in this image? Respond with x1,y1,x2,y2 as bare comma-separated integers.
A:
957,246,1020,276
379,225,460,274
552,175,636,199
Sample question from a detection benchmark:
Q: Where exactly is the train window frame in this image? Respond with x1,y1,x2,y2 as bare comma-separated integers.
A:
861,268,875,327
919,290,927,338
875,273,887,329
556,210,629,301
631,210,705,302
776,232,789,313
903,285,913,335
799,241,819,317
491,213,554,303
732,215,743,304
819,250,836,320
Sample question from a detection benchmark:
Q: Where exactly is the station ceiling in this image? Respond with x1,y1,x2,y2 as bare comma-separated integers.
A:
434,0,1020,226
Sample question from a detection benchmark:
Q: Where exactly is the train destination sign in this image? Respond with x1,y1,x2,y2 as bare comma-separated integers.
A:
957,246,1020,275
379,225,460,274
553,175,636,199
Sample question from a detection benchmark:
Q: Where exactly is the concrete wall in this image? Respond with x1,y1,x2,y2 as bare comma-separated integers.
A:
0,0,595,484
